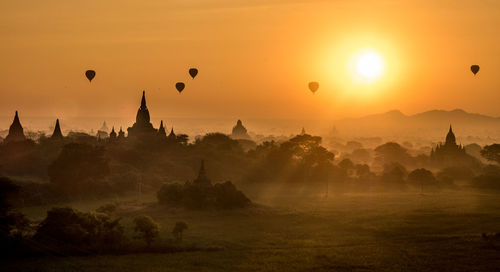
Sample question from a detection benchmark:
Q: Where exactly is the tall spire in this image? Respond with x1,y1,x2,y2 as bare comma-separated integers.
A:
157,120,166,138
14,111,20,124
141,90,147,109
51,119,63,140
445,124,456,146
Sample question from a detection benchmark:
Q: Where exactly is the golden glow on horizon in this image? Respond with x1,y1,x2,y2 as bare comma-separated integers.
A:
1,1,500,119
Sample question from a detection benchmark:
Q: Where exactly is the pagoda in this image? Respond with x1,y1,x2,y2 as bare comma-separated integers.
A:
117,127,126,140
4,111,26,143
193,160,211,186
50,119,63,140
127,91,157,139
231,119,250,139
157,120,166,138
109,126,117,140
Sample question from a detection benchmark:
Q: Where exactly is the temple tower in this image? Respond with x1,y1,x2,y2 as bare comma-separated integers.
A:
158,120,166,138
231,119,250,139
5,111,26,143
50,119,63,140
127,91,157,139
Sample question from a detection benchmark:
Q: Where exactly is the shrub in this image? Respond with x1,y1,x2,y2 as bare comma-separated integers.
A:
157,183,184,206
34,207,125,252
133,215,160,246
157,181,251,210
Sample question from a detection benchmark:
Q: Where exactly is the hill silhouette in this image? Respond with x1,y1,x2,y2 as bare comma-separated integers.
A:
333,109,500,143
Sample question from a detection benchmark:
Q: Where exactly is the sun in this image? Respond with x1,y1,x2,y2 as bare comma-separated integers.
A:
350,49,385,83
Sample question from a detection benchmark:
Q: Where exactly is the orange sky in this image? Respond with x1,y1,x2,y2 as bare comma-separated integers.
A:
1,0,500,120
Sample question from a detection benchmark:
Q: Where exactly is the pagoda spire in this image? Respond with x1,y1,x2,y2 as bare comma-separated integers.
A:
141,90,147,109
51,119,63,140
445,124,457,146
168,127,176,139
193,159,211,185
118,126,125,139
109,126,117,139
157,120,166,138
5,111,26,143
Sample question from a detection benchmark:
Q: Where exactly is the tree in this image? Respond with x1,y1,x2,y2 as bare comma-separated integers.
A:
172,221,188,241
481,144,500,164
157,183,185,206
0,177,30,245
48,143,110,194
175,134,189,145
133,215,159,246
407,168,437,192
380,163,407,189
350,148,371,164
34,207,125,252
338,158,354,170
375,142,412,166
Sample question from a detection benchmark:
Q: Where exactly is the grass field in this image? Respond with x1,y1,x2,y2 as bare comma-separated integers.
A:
4,191,500,272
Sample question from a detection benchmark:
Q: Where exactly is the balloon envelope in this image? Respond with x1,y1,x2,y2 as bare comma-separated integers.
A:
85,70,96,82
189,68,198,79
176,82,185,93
471,65,480,75
308,82,319,93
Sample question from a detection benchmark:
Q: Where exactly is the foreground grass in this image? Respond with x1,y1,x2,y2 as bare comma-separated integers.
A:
5,191,500,271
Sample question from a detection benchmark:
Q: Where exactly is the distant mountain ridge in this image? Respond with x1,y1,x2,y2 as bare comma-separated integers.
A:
333,109,500,143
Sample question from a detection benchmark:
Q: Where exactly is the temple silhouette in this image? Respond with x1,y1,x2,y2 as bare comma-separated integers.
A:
231,119,250,139
50,119,63,140
127,91,161,140
193,160,211,186
430,125,476,167
3,91,173,143
4,111,26,143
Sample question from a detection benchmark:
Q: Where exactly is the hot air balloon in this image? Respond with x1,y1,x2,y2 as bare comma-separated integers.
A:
176,82,185,93
85,70,96,82
470,65,480,75
189,68,198,79
308,82,319,94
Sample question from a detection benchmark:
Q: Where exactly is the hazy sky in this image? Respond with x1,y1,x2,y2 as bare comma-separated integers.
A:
1,0,500,120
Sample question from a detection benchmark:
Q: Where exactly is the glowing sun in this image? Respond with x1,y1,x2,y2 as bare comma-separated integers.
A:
351,49,385,82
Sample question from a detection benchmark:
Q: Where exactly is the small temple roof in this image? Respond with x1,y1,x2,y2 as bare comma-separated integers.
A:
168,127,176,138
109,126,117,139
193,159,211,185
51,119,63,140
158,120,166,137
5,111,26,143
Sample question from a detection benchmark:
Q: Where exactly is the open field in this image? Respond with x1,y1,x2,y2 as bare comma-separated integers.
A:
4,191,500,272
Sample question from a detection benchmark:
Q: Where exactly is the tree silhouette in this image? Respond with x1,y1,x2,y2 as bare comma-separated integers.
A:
481,144,500,164
133,215,159,246
172,221,188,242
407,168,437,192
